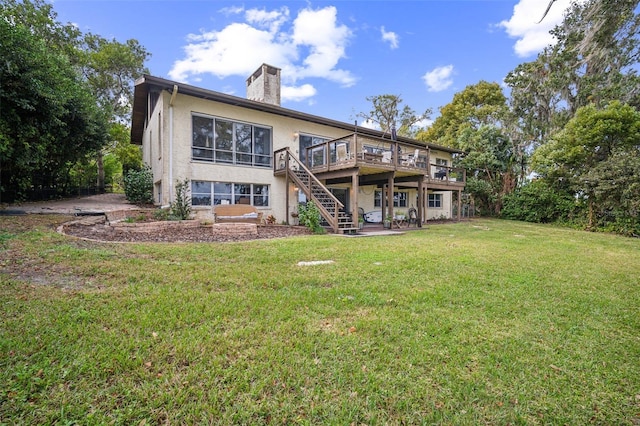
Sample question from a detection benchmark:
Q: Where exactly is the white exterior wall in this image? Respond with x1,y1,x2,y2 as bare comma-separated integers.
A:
142,90,457,223
151,92,358,223
426,191,453,220
141,92,168,205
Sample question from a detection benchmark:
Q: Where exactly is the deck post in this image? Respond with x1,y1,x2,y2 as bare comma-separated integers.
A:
387,175,394,221
351,171,358,227
417,178,424,227
425,186,429,223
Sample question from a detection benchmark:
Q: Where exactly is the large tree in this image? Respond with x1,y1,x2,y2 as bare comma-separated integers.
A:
0,17,107,201
82,34,150,123
356,94,431,138
506,0,640,148
80,34,150,188
0,0,149,200
416,82,519,215
416,81,507,149
532,101,640,233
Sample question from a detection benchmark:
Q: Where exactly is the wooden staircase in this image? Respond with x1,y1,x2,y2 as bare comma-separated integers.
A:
276,148,358,234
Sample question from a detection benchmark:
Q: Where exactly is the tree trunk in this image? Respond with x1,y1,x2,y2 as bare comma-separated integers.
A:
97,152,105,193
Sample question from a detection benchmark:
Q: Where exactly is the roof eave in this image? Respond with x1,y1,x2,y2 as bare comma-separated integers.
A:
129,74,463,154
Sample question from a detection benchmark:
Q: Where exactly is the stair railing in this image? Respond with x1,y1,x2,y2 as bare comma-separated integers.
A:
275,147,343,232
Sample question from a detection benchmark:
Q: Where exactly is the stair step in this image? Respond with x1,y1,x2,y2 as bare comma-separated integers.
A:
341,227,359,235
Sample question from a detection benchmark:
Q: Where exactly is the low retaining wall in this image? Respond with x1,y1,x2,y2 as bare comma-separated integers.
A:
106,209,155,223
111,220,202,233
60,208,264,239
211,223,258,237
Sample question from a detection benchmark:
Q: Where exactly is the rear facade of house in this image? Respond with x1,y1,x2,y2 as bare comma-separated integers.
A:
131,64,466,232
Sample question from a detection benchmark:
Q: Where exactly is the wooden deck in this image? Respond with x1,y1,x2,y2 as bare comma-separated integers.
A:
287,132,466,187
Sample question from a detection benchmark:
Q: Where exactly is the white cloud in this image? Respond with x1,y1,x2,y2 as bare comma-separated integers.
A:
415,117,433,129
381,26,399,49
245,7,289,33
497,0,577,57
169,22,295,81
219,6,244,16
290,6,355,86
169,5,356,99
422,65,454,92
281,84,317,102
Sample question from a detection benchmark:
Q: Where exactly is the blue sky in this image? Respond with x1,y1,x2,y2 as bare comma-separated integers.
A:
51,0,573,127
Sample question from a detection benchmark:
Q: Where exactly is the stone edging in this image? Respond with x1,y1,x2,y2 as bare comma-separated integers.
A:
111,220,202,233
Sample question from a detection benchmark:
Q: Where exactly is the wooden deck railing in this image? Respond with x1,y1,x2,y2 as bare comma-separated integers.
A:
304,133,431,175
428,164,466,184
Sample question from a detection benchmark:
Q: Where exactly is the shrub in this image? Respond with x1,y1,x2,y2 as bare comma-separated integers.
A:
153,208,171,221
298,201,324,233
123,166,153,205
501,180,575,223
169,179,191,220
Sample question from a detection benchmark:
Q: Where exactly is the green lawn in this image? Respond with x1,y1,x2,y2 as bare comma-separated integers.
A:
1,216,639,424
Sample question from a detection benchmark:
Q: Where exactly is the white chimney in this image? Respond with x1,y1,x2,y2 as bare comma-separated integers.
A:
246,64,281,106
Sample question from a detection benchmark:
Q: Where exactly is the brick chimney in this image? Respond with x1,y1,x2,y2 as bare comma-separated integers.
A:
246,64,281,106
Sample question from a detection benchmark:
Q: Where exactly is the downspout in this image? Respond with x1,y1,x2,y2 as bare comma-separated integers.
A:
168,84,178,204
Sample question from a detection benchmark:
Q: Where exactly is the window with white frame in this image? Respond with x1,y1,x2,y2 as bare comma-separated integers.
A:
374,190,408,208
192,115,272,167
428,193,442,208
191,181,269,207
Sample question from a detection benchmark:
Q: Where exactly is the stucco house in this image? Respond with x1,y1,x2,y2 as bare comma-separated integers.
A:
131,64,465,233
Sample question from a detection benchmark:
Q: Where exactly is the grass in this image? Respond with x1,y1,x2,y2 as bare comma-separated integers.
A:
1,215,639,424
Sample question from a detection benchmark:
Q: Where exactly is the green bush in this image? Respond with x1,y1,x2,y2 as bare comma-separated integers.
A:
169,179,192,220
153,208,171,221
597,211,640,237
123,166,153,205
298,201,325,233
465,177,498,216
501,180,576,223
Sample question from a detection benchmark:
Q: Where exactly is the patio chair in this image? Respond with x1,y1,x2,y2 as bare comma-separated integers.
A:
402,149,419,167
434,169,447,180
408,207,418,227
336,143,350,162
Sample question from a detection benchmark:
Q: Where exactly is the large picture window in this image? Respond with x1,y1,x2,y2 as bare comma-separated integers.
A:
192,115,272,167
191,181,269,207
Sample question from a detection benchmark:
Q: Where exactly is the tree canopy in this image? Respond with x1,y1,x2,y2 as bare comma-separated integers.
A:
0,0,149,201
416,81,507,149
356,94,431,138
410,0,640,235
532,101,640,232
0,16,107,200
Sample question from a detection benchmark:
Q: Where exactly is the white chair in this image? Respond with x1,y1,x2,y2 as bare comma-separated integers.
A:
403,149,419,166
381,151,392,163
336,143,349,162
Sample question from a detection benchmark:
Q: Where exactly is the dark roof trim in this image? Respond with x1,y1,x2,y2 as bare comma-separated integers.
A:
130,74,462,154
